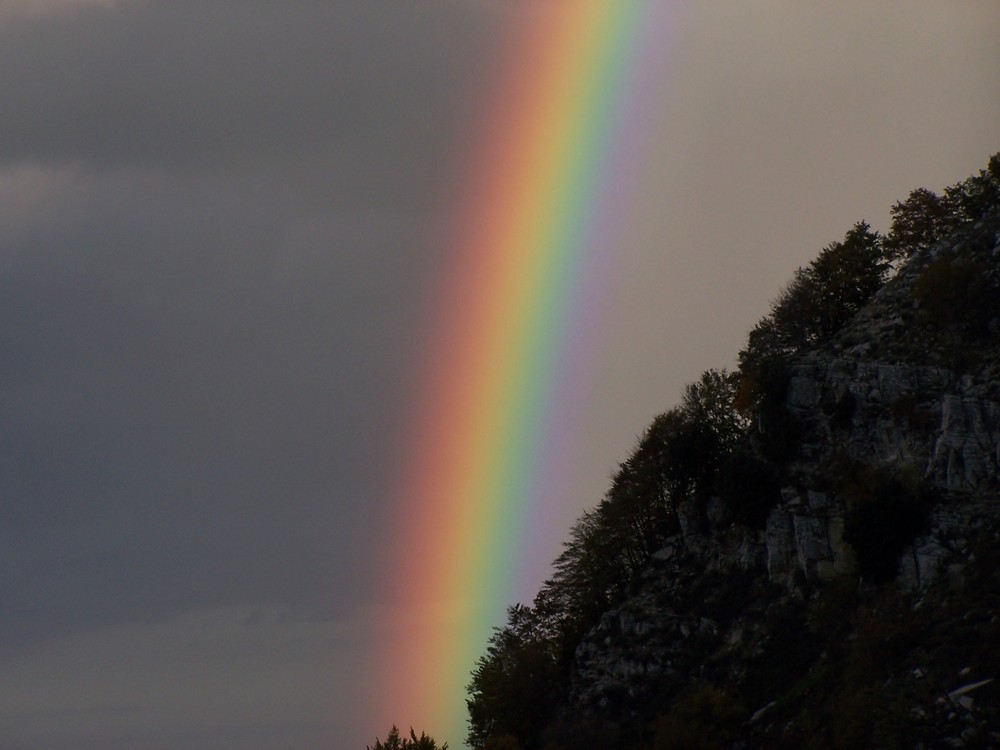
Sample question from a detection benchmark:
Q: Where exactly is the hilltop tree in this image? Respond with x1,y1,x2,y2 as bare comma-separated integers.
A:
368,726,447,750
941,151,1000,223
679,369,750,452
809,221,887,337
883,187,953,262
885,152,1000,262
466,605,562,750
738,222,887,407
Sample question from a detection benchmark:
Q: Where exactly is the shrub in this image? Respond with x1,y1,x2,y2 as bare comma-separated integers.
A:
741,600,818,710
716,448,780,529
368,726,448,750
820,386,857,430
539,715,622,750
883,187,955,262
889,393,938,432
649,685,744,750
750,360,806,463
841,466,934,583
483,736,522,750
912,256,997,334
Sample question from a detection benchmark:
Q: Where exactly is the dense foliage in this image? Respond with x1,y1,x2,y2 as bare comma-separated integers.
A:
840,464,934,583
883,153,1000,262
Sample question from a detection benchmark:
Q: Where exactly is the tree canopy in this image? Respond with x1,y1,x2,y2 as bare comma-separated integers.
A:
738,221,887,396
368,726,447,750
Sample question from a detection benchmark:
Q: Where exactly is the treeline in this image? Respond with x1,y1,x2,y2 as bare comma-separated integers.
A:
467,369,749,749
459,153,1000,750
739,152,1000,407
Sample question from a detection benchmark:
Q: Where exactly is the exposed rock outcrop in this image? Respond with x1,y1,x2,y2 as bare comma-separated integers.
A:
568,208,1000,740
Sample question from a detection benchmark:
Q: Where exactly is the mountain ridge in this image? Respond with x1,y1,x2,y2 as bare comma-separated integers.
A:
465,154,1000,750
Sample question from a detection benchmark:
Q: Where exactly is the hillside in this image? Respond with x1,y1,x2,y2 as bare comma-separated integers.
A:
465,154,1000,750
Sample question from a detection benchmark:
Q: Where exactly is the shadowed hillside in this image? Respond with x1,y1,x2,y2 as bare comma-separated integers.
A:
465,153,1000,750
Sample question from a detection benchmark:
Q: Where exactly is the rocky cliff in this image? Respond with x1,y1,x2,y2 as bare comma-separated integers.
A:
568,209,1000,748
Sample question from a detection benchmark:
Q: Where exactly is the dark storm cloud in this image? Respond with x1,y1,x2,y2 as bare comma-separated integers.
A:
0,0,490,206
0,168,418,644
0,0,498,648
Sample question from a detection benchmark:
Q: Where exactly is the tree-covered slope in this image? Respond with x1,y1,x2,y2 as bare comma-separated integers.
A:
465,153,1000,750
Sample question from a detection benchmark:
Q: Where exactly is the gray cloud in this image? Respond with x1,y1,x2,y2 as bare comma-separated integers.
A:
0,166,437,645
0,1,492,209
0,0,497,657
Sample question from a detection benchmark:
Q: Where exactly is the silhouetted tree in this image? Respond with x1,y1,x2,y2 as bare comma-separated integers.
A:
547,508,626,624
679,369,750,453
808,221,887,338
941,151,1000,224
368,725,447,750
716,446,780,528
884,153,1000,262
739,222,887,408
883,187,953,262
466,604,562,750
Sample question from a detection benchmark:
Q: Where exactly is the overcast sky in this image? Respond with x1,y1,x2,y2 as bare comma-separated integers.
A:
0,2,997,749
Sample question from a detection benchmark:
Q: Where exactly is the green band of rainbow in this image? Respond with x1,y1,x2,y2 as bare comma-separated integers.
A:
377,2,678,744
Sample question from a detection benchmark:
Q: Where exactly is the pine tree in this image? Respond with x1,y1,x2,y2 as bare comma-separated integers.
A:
368,725,447,750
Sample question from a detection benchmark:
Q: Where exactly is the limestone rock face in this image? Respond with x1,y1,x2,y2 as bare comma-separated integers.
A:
930,394,1000,492
569,209,1000,720
768,353,1000,587
764,508,795,584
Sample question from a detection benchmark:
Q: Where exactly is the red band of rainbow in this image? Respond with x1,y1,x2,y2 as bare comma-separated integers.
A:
375,2,679,744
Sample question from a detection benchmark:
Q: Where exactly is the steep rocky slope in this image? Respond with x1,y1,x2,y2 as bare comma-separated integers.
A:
567,209,1000,749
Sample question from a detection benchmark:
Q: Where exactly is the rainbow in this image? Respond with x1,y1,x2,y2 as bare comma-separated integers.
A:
377,2,679,745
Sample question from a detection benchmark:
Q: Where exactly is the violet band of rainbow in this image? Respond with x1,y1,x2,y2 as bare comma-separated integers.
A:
377,2,679,744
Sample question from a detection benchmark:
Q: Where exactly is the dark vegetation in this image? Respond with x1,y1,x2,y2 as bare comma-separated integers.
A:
368,726,448,750
372,154,1000,749
840,463,935,583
